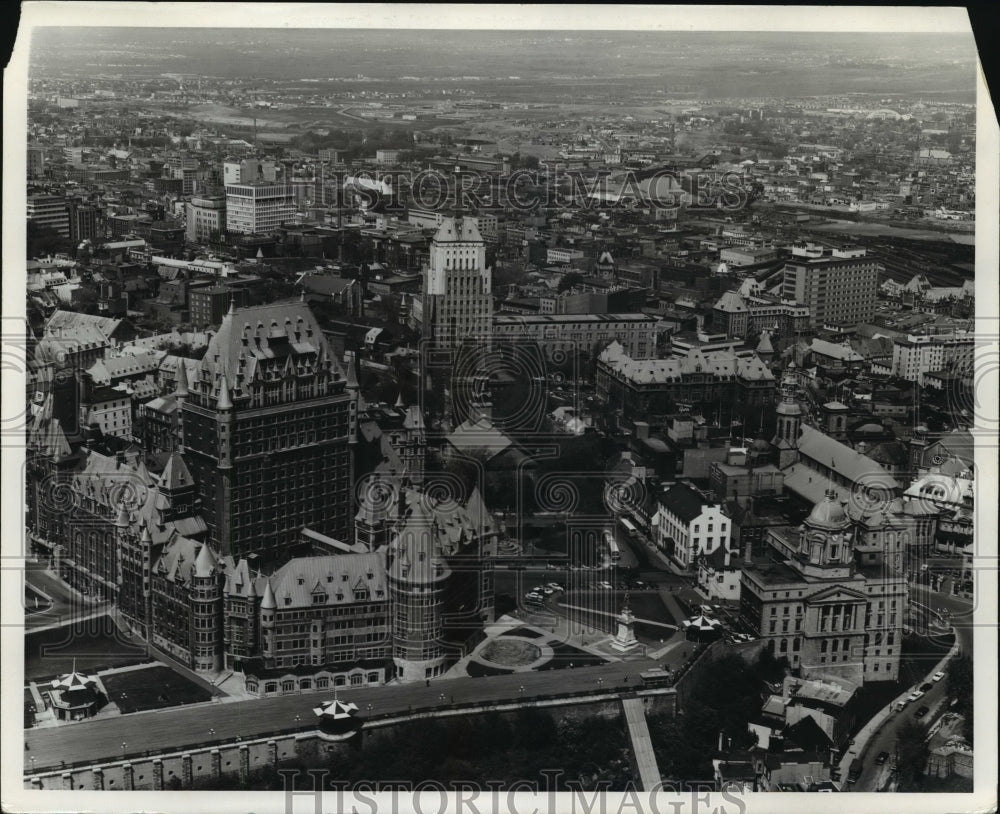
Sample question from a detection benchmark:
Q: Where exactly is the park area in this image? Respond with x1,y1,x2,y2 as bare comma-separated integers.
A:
101,665,217,714
25,617,151,682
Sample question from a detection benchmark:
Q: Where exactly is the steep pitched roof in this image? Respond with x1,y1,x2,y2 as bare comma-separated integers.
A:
197,301,345,404
659,482,709,523
270,553,387,608
796,425,900,490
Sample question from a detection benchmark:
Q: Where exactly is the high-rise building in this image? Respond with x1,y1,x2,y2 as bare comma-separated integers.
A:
27,146,45,178
224,183,295,235
180,301,355,562
781,245,881,328
421,204,494,423
422,211,492,353
27,194,70,237
186,195,227,243
69,202,98,243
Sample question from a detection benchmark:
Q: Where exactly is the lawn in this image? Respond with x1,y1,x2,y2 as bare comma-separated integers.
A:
101,666,216,714
538,643,609,671
25,618,151,682
500,627,546,639
466,661,514,678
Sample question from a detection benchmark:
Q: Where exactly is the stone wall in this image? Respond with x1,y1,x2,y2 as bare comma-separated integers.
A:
25,689,677,790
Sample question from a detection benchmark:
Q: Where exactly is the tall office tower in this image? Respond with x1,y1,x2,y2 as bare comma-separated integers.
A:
421,186,493,423
69,202,98,243
27,194,70,238
781,246,881,328
186,195,227,243
224,183,295,235
181,301,356,562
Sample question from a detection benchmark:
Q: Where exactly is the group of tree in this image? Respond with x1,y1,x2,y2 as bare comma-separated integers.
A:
27,221,75,259
196,708,634,790
647,651,780,782
945,654,973,744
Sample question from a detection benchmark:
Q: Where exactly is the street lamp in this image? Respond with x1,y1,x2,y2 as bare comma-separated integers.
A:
209,728,215,739
29,756,35,772
519,685,525,695
121,741,127,759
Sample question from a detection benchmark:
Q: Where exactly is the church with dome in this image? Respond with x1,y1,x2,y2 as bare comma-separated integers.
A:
738,488,908,688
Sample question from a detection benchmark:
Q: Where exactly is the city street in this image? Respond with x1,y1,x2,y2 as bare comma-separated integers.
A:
850,586,973,792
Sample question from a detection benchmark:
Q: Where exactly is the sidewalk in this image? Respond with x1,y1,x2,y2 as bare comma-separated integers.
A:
837,616,960,782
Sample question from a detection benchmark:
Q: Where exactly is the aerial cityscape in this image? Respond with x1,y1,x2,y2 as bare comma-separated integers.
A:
9,14,992,810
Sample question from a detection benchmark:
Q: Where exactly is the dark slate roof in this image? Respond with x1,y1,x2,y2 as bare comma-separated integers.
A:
659,482,707,523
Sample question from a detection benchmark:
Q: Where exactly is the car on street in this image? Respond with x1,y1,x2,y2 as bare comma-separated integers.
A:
875,751,890,765
914,705,930,720
546,583,564,592
920,682,933,692
542,587,554,596
932,671,946,682
525,592,543,602
907,690,925,702
596,581,613,590
634,580,646,589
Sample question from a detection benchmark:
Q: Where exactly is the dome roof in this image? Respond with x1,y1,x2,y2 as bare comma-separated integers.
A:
805,490,849,528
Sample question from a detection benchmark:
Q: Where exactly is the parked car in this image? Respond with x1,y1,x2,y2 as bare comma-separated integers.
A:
596,581,613,590
525,592,543,602
546,582,564,592
875,751,890,765
915,705,930,720
907,690,925,702
932,671,946,682
920,682,933,692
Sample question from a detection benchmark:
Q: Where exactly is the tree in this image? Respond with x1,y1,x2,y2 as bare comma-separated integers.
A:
557,271,584,293
895,719,930,789
27,221,74,260
946,655,972,710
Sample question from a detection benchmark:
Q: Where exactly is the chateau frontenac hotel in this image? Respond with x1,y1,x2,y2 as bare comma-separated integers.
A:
26,300,497,694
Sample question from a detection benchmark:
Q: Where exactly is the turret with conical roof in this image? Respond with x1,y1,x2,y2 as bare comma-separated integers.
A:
190,542,223,671
387,499,451,682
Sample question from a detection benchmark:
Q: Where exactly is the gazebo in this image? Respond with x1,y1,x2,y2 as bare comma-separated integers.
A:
682,613,724,643
312,698,361,741
48,665,104,721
